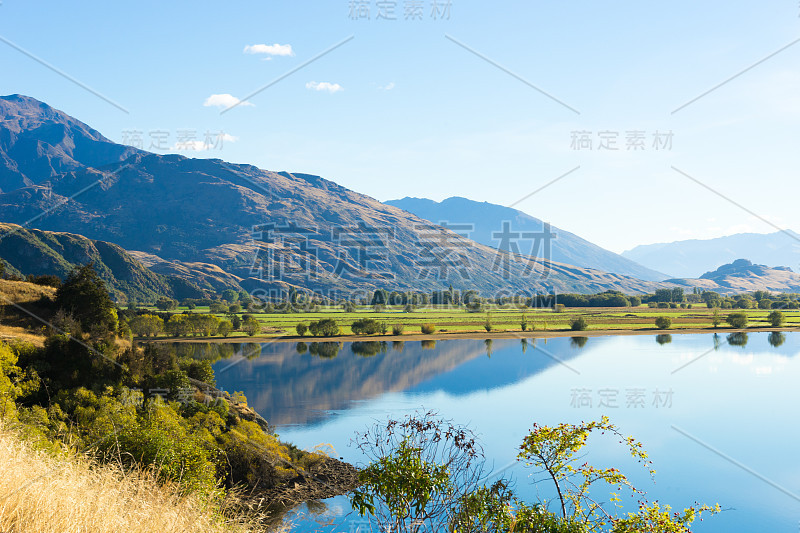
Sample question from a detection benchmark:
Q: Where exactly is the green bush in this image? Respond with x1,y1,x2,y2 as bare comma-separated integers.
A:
352,318,381,335
657,302,669,309
655,316,672,330
296,323,308,336
726,312,748,329
554,304,566,313
309,319,339,337
420,324,436,335
570,317,588,331
392,324,405,336
767,310,785,327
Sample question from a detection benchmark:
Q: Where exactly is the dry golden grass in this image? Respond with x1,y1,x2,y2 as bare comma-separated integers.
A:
0,424,262,533
0,279,56,304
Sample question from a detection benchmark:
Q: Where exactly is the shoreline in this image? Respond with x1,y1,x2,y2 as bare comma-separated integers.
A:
148,325,797,344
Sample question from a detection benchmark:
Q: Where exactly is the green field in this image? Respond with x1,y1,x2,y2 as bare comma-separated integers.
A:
137,304,800,339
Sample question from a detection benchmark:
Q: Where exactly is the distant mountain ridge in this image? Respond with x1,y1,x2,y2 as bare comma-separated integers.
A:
0,94,669,297
386,196,668,281
622,230,800,278
666,258,800,294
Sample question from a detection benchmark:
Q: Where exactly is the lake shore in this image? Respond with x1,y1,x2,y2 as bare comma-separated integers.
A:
152,325,798,344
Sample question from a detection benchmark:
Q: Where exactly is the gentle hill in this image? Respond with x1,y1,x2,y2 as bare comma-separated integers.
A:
0,223,206,302
0,95,667,297
386,196,668,281
666,259,800,294
622,230,800,278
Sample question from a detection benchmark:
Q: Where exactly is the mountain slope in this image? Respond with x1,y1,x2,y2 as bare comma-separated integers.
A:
386,196,668,281
622,230,800,278
0,94,139,192
0,223,206,302
0,95,668,296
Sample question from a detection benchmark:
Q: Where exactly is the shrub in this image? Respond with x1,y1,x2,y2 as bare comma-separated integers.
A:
726,312,748,329
521,315,528,331
554,304,566,313
655,316,672,330
352,318,381,335
242,317,261,336
669,303,678,309
657,302,669,309
767,310,785,327
379,322,389,335
647,302,658,308
484,316,492,332
296,323,308,337
570,317,588,331
309,319,339,337
392,324,405,336
420,324,436,335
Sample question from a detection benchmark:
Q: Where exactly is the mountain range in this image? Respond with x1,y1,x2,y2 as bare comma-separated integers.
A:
386,196,668,281
2,93,798,300
0,94,667,299
622,230,800,278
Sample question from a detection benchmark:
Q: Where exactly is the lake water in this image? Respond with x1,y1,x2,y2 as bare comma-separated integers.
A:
190,332,800,532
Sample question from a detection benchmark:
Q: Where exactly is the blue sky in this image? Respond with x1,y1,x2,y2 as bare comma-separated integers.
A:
1,1,799,254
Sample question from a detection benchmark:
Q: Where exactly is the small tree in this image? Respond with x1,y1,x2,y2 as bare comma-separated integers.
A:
711,308,721,328
726,312,748,329
570,317,588,331
554,304,566,313
521,314,528,331
392,324,405,336
767,310,785,327
484,314,492,332
155,297,178,311
242,317,261,336
218,319,233,337
655,316,672,330
350,411,487,532
296,323,308,336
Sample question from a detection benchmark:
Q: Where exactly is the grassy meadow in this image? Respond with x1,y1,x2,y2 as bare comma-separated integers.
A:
137,303,800,340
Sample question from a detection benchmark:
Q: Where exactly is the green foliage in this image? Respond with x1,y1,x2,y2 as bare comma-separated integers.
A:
351,411,486,532
570,317,588,331
130,314,165,337
767,310,784,327
654,316,672,330
309,319,339,337
209,301,229,314
217,319,233,337
392,324,405,336
352,318,381,335
221,289,239,303
726,312,748,329
155,297,178,311
521,314,528,331
296,323,308,336
55,263,118,335
484,314,493,332
554,304,566,313
241,316,261,336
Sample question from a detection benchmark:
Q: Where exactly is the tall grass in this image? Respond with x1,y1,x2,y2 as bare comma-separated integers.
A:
0,423,265,533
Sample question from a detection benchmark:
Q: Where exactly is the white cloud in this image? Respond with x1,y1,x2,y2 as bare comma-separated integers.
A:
244,43,294,57
306,81,343,93
379,82,395,91
203,94,254,109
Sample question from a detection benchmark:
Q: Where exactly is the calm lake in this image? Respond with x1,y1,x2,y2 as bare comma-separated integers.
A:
178,332,800,532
